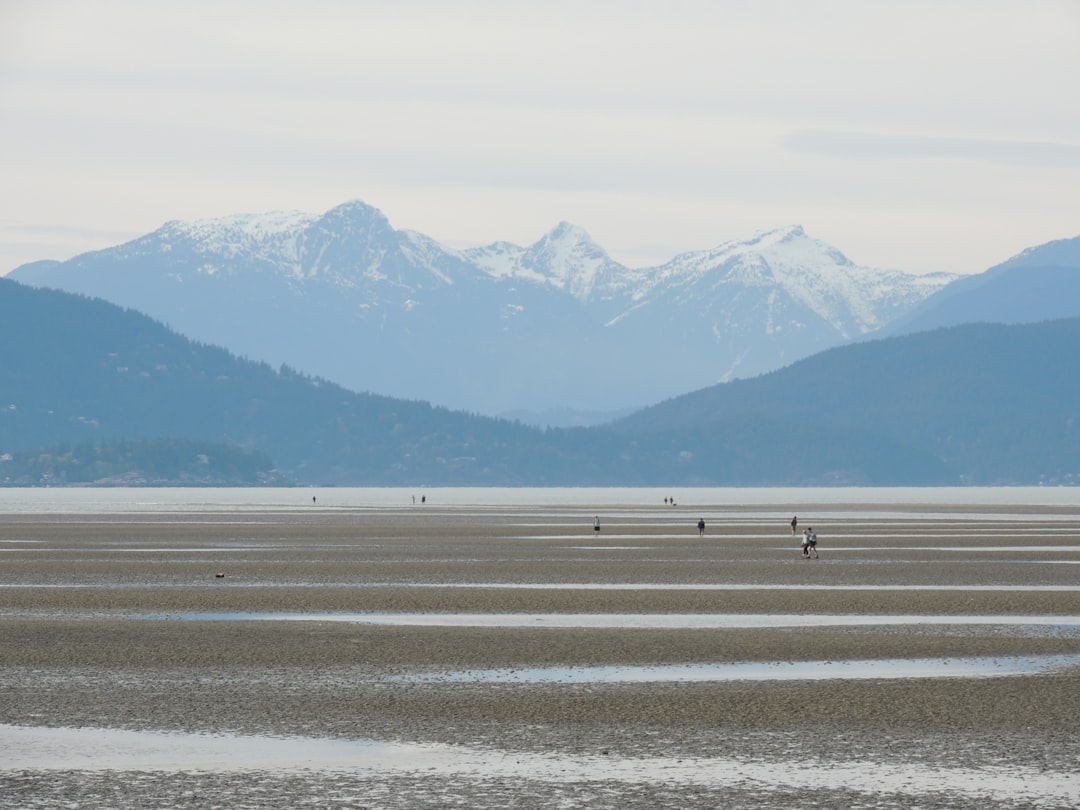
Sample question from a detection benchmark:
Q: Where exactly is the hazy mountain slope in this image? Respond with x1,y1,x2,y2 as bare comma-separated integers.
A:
9,275,911,485
3,279,1074,485
10,201,954,418
878,234,1080,338
607,225,956,383
611,318,1080,485
0,278,572,486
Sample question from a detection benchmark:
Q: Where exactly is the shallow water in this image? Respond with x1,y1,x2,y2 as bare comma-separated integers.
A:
3,724,1078,808
3,484,1080,513
165,610,1080,630
392,654,1080,685
3,487,1079,808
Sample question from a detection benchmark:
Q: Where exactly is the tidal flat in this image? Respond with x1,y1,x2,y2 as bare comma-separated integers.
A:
2,489,1079,808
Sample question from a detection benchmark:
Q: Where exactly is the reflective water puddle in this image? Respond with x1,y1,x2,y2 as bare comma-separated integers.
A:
2,724,1077,807
392,654,1080,684
10,581,1080,590
401,582,1080,592
163,611,1080,630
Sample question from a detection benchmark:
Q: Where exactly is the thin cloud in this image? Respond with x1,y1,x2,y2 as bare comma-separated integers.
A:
2,1,1079,277
785,131,1080,169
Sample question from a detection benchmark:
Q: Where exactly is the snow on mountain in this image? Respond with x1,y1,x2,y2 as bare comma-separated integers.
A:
462,240,543,283
162,209,315,255
462,221,633,301
516,222,615,300
398,231,460,284
648,225,956,338
9,200,959,419
153,210,317,279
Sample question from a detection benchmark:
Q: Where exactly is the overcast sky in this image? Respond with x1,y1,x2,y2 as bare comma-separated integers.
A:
2,0,1078,277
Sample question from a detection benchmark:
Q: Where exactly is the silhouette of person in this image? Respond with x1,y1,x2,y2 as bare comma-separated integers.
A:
697,518,705,537
791,516,798,535
593,516,601,534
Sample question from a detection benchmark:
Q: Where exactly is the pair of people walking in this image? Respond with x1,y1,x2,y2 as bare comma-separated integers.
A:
593,515,707,537
801,527,818,558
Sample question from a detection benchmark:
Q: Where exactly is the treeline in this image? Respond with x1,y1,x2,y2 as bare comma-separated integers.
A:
0,438,283,486
4,279,1080,486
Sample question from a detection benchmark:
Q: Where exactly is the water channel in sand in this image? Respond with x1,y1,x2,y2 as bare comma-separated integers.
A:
3,486,1079,807
3,723,1078,807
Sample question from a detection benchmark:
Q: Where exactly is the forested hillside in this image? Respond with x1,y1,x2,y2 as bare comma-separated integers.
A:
0,279,562,484
3,279,1077,486
1,438,279,485
613,319,1080,485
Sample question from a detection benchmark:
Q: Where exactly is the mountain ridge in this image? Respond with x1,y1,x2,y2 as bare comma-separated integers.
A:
9,199,959,417
3,276,1077,486
877,233,1080,338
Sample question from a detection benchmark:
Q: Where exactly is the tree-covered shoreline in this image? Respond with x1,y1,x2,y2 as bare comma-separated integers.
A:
0,438,283,486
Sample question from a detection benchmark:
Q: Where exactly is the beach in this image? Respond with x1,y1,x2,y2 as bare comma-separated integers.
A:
2,491,1079,807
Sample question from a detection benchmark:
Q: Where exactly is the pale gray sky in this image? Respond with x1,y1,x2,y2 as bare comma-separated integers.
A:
2,0,1078,276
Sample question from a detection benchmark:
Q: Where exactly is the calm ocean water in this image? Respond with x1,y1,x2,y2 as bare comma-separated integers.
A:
1,486,1078,513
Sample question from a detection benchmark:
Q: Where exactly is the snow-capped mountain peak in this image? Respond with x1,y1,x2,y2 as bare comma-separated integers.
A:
163,210,309,258
698,225,854,278
636,224,958,339
521,222,618,299
160,209,315,250
462,221,624,301
10,199,964,417
745,223,809,247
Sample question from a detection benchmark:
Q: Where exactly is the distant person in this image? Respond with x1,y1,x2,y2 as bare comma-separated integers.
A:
801,529,811,558
593,515,601,534
697,518,705,537
421,495,426,504
312,496,316,504
807,528,819,559
664,497,668,505
791,515,798,535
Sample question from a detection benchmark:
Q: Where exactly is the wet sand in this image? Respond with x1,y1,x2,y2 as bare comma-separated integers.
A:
2,499,1080,807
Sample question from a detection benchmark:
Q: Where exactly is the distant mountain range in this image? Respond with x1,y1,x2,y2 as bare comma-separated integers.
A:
10,200,958,423
2,278,1078,486
611,319,1080,486
877,233,1080,338
0,279,557,486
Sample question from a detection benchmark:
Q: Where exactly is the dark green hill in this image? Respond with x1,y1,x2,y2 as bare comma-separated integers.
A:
1,437,280,486
0,278,595,485
611,319,1080,485
3,278,1077,486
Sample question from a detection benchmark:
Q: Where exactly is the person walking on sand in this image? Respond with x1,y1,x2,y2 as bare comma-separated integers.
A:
801,528,811,558
697,518,705,537
807,527,819,559
791,515,798,535
593,516,601,534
